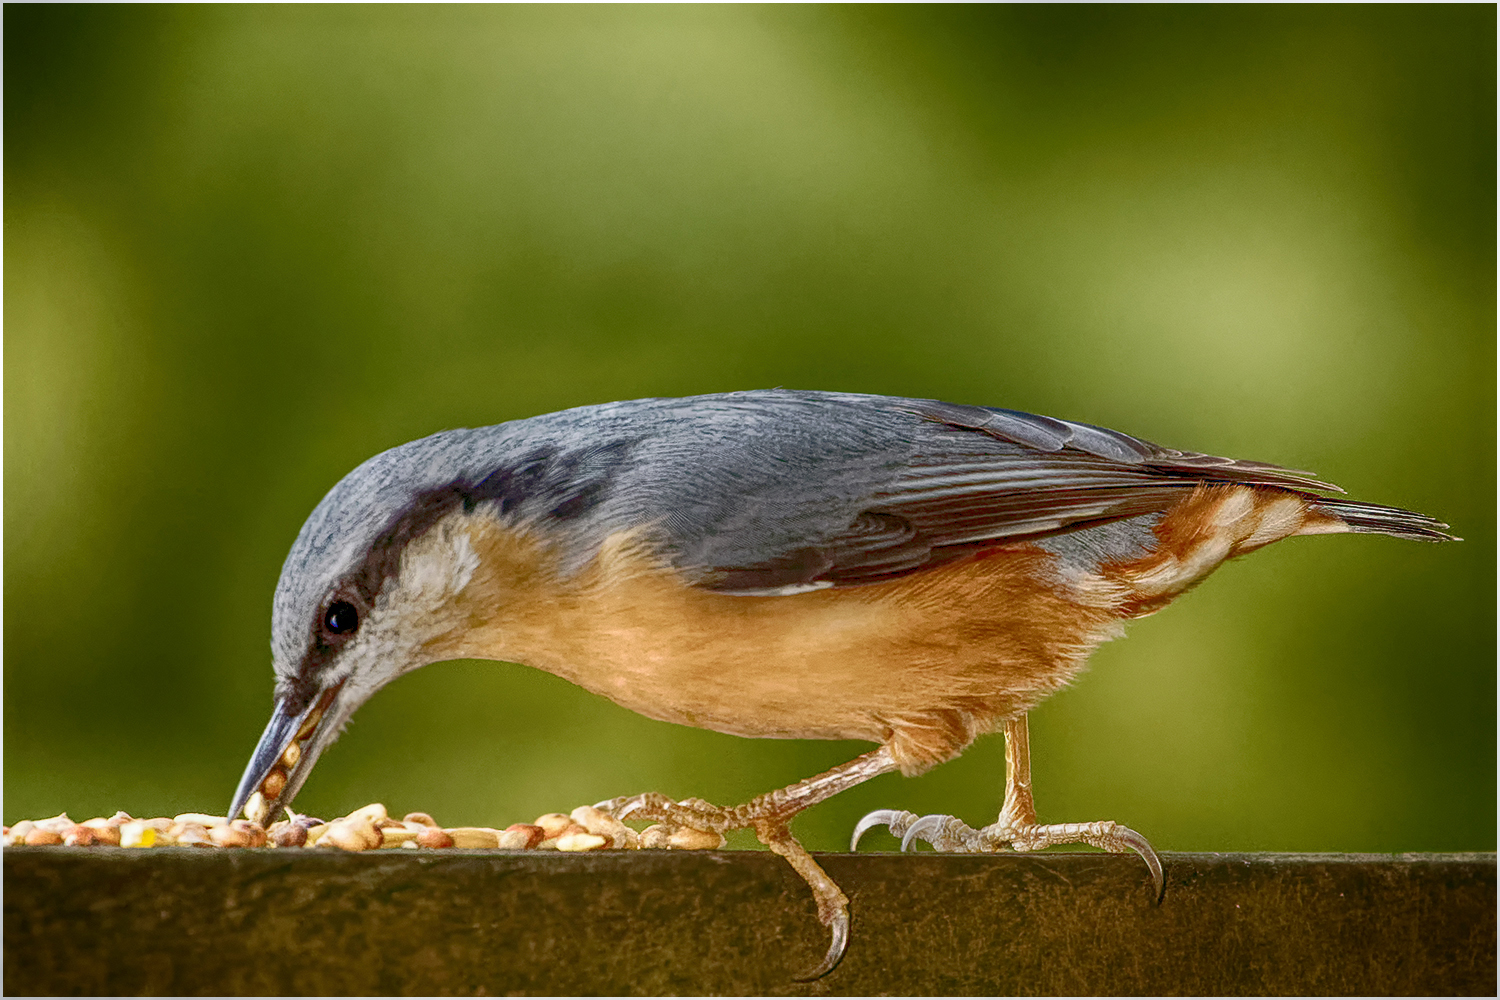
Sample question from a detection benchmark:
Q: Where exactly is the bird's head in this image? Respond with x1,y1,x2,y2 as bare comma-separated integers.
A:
227,418,640,825
227,429,508,825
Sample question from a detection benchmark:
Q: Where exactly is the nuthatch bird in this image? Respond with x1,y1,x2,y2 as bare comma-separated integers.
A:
229,389,1453,978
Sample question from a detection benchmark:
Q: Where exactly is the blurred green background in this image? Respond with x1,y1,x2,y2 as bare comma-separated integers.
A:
6,6,1494,854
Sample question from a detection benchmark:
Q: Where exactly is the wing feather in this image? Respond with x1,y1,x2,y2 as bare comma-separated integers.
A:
695,395,1339,593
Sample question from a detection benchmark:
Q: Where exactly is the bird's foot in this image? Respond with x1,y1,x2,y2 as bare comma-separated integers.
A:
595,792,850,980
595,792,731,841
589,749,899,980
851,809,1165,902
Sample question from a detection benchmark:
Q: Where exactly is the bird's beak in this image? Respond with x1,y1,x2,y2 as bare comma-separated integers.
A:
227,681,346,825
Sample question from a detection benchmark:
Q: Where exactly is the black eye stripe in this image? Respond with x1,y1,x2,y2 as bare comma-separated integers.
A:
322,601,360,636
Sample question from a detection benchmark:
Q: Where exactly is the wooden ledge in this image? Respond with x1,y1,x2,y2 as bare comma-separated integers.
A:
4,849,1495,995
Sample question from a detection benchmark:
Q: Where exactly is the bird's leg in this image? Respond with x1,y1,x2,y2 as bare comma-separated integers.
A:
851,715,1164,900
599,745,898,834
754,820,851,980
596,746,898,979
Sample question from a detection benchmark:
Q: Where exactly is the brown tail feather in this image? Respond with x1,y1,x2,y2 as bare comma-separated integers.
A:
1309,498,1458,542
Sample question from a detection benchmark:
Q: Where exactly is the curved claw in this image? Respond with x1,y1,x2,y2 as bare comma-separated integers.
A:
899,813,953,853
849,809,918,851
791,906,850,982
1112,825,1165,902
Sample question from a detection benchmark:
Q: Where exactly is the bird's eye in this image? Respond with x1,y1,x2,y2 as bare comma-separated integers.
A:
323,601,359,635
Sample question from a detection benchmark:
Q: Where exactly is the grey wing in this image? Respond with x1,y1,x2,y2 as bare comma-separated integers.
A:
676,395,1342,593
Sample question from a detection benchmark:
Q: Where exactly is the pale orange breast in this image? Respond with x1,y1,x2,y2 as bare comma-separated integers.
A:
421,484,1335,775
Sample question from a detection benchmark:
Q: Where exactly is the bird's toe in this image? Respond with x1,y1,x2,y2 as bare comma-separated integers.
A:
793,906,850,982
900,813,977,853
1087,823,1165,902
848,809,920,851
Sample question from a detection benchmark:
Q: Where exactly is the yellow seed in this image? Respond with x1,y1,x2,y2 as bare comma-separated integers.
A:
281,741,302,770
120,822,156,848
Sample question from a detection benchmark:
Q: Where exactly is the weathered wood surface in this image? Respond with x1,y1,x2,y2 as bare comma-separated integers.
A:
4,849,1494,996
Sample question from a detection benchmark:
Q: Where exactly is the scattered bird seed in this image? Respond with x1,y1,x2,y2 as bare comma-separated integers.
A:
4,800,715,854
556,831,609,852
63,825,100,847
445,827,501,849
502,824,546,850
119,822,156,848
267,820,308,848
415,827,455,849
176,825,216,848
667,826,726,850
379,826,420,848
534,813,573,839
571,806,639,849
25,828,64,847
322,817,382,852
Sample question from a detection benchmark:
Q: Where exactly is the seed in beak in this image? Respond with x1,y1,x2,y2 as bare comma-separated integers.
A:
242,791,269,826
295,686,339,741
281,741,302,770
260,768,287,801
295,707,323,742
